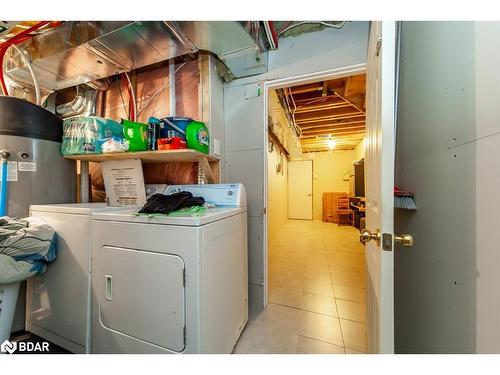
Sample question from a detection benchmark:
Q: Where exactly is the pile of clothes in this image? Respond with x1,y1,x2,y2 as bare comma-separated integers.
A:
0,217,56,284
138,191,206,216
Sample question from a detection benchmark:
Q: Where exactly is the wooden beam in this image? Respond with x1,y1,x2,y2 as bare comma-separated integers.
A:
268,125,290,157
294,102,352,114
296,114,365,125
302,129,365,138
290,83,323,94
295,106,363,121
299,120,366,130
293,94,344,105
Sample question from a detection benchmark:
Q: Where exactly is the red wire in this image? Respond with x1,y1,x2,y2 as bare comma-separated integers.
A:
0,21,59,95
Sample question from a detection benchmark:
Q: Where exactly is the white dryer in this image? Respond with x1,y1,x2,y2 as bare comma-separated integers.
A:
90,184,248,354
27,203,134,353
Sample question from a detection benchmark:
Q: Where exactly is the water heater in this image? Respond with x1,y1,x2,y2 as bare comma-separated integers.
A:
0,96,76,333
0,96,76,217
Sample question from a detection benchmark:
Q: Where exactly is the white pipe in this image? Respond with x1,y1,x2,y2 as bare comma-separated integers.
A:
124,71,137,122
11,45,40,106
169,59,176,116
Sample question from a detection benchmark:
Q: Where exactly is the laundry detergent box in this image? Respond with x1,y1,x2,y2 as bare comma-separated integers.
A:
61,116,124,155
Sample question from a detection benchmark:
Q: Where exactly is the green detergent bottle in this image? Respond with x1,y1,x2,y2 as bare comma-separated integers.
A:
119,119,148,152
185,121,209,154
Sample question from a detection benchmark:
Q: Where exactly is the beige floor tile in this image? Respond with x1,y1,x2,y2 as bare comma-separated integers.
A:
253,303,301,333
268,286,303,308
232,324,258,354
340,319,367,352
303,278,334,296
345,348,366,354
336,299,366,323
304,268,331,281
246,327,299,354
301,293,338,316
331,271,361,288
333,285,365,303
298,311,344,346
272,274,304,291
297,336,345,354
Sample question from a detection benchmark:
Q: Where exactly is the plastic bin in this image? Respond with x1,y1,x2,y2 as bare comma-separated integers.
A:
0,282,20,344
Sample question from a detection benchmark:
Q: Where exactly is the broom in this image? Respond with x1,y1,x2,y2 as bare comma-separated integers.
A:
394,186,417,210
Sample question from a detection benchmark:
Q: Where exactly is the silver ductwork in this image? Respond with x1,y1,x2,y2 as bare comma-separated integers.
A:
4,21,268,94
56,88,97,118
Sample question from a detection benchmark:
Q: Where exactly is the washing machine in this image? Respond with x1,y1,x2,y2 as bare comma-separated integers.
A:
90,184,248,354
27,203,136,353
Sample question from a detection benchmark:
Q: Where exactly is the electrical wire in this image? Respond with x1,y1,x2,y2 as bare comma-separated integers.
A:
0,21,55,96
137,62,187,116
123,71,136,122
277,21,347,37
117,78,129,120
10,44,40,105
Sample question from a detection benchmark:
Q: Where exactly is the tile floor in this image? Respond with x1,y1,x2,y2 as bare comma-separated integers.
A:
234,219,367,354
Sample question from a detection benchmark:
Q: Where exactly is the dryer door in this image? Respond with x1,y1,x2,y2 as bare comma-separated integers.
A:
98,246,185,352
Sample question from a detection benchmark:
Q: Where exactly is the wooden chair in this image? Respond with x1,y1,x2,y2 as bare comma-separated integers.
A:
337,196,354,226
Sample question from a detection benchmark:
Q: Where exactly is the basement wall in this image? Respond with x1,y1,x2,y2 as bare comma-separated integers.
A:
296,151,354,220
395,21,477,353
224,21,370,315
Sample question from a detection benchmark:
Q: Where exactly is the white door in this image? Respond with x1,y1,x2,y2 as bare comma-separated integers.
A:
363,21,397,353
288,160,313,219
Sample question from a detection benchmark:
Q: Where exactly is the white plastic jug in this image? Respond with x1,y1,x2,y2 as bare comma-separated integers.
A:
0,282,20,345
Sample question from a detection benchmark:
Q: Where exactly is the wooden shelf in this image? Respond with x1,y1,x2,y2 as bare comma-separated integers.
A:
64,149,219,163
65,149,220,183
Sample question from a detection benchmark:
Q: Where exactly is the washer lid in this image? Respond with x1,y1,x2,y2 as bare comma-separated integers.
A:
30,203,139,215
92,207,247,226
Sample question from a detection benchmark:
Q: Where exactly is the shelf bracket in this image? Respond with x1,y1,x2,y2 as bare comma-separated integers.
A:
197,157,215,183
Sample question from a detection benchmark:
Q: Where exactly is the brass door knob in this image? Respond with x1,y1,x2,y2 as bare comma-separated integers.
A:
394,234,414,247
359,229,381,245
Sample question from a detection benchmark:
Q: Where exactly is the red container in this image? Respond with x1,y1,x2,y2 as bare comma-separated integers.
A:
157,137,187,150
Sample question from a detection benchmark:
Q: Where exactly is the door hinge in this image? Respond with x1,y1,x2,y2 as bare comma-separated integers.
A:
183,326,186,343
382,233,392,251
376,36,382,56
183,269,186,287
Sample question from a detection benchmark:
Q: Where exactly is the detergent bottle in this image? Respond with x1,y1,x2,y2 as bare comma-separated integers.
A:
185,121,209,154
119,119,148,152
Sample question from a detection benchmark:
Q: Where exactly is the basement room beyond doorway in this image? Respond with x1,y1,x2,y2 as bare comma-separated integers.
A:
234,73,368,353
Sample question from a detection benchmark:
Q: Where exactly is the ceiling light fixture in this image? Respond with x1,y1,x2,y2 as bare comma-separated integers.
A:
327,139,336,150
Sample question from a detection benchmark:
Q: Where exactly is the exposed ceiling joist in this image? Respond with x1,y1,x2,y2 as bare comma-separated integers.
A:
276,73,366,152
299,120,365,130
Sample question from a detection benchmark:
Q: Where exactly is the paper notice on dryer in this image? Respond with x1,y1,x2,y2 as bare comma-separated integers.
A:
102,159,146,207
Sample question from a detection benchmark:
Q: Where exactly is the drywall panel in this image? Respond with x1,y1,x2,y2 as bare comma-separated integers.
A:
225,149,263,218
394,21,476,353
268,22,370,81
475,22,500,354
248,216,264,285
224,83,264,152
